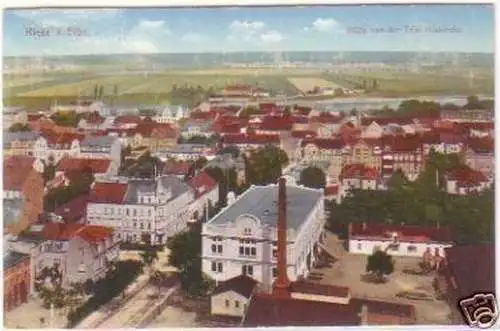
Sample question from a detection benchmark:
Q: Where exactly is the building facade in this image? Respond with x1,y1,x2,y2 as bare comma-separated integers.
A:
202,182,325,287
4,251,31,311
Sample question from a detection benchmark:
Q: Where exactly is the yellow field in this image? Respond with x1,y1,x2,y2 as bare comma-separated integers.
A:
3,76,53,88
288,77,344,92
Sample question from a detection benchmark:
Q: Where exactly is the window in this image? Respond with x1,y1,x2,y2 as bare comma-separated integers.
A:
225,300,229,308
133,222,137,228
272,267,277,278
407,245,417,253
357,243,362,250
212,262,223,273
133,209,137,217
140,223,144,230
212,237,223,254
126,209,130,216
211,262,217,272
148,223,151,230
218,262,223,273
235,301,240,308
239,239,257,257
242,265,254,276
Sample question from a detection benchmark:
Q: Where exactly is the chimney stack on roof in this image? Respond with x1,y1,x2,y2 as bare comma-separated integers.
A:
273,177,291,297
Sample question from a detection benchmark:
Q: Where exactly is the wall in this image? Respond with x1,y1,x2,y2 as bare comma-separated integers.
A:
211,291,249,317
348,238,452,257
4,258,31,311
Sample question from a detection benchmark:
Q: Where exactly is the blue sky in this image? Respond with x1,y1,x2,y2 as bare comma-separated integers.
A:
3,5,495,56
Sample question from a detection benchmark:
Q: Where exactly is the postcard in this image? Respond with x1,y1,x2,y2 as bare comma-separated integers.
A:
2,2,496,330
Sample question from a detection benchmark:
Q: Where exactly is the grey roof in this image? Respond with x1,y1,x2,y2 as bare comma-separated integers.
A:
165,144,207,154
81,135,117,148
182,121,212,131
3,198,22,225
4,250,30,269
3,132,41,146
208,184,323,230
123,175,193,204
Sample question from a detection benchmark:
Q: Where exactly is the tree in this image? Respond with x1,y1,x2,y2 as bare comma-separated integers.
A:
139,246,158,272
8,123,31,132
205,166,238,206
98,85,104,99
93,84,98,100
464,95,482,109
217,145,240,158
299,166,326,189
366,250,394,282
43,163,56,184
246,145,289,186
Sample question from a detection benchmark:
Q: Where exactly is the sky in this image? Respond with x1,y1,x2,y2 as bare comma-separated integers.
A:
2,4,495,56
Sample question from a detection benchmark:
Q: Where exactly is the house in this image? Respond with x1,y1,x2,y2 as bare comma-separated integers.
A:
188,172,219,221
338,164,381,203
344,139,382,172
19,221,119,288
360,121,383,139
221,133,281,152
464,138,494,177
154,144,212,161
86,176,196,245
211,274,259,317
384,135,424,181
204,154,247,186
440,109,494,122
56,157,113,182
324,184,339,202
181,120,214,139
113,115,142,129
42,131,85,163
4,250,31,311
348,223,453,258
435,244,495,325
4,156,44,235
445,165,490,195
202,179,325,287
79,136,122,168
153,105,189,124
3,132,48,161
77,112,109,131
136,121,179,152
299,138,345,181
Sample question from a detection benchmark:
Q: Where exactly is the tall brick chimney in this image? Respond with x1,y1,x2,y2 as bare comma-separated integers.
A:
273,177,291,297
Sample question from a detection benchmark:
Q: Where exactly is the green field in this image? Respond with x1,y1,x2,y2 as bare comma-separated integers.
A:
322,70,494,97
3,67,494,109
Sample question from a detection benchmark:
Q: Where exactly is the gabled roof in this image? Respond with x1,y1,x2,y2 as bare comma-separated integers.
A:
113,115,142,126
446,165,488,187
39,222,113,243
88,182,128,204
243,292,361,327
3,155,36,191
212,274,258,298
443,244,495,298
188,172,218,198
466,137,494,153
341,164,378,180
349,223,453,243
57,157,111,174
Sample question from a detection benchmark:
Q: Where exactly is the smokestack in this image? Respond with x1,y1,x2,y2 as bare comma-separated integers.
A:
273,177,291,297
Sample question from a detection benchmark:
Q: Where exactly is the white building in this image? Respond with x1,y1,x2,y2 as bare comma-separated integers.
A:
80,136,122,172
86,176,198,245
210,274,259,317
201,182,325,287
445,166,490,195
153,105,189,124
347,223,453,258
8,222,119,289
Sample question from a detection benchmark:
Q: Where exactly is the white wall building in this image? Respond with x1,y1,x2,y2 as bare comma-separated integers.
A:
347,223,453,258
153,105,189,124
202,183,325,287
87,176,198,245
80,136,122,172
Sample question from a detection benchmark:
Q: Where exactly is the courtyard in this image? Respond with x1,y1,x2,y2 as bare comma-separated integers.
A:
309,231,452,325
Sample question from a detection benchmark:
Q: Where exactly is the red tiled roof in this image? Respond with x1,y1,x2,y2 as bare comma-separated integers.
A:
106,127,136,137
41,131,85,146
212,274,258,298
466,137,494,153
324,185,339,196
163,160,191,176
88,182,128,204
27,114,45,122
310,112,343,124
301,138,344,149
258,115,294,131
224,84,253,92
341,164,378,180
290,281,350,298
85,112,105,124
190,110,217,120
54,194,89,223
57,157,111,174
113,115,142,126
389,135,422,152
349,223,453,243
294,106,312,116
41,222,113,243
291,130,317,139
188,171,218,198
3,155,36,191
443,244,495,299
222,133,280,145
446,165,488,187
243,292,361,327
361,117,414,126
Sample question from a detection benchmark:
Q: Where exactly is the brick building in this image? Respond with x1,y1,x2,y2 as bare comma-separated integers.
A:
4,251,31,311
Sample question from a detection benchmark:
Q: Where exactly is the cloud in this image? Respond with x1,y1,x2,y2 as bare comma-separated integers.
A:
305,18,341,33
260,30,285,43
12,8,122,26
181,32,206,43
228,20,266,41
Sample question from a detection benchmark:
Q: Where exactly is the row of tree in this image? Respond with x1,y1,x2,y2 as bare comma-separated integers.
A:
327,151,494,244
